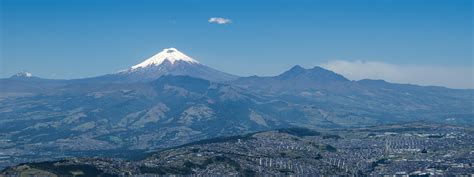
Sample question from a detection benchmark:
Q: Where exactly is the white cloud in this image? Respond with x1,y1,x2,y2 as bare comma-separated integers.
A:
208,17,231,25
320,60,474,89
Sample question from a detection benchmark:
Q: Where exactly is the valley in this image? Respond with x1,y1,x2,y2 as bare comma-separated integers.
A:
2,124,473,176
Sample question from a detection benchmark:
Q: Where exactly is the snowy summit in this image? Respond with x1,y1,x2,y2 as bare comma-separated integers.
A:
131,48,199,70
13,71,33,78
115,47,237,82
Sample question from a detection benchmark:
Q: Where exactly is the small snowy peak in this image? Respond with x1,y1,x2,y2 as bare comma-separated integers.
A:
131,48,199,70
12,71,33,78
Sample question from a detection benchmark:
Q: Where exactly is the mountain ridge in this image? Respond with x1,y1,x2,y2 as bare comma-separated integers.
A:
3,48,471,90
0,52,472,169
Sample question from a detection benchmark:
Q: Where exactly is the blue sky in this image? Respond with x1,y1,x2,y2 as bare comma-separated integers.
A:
1,0,472,88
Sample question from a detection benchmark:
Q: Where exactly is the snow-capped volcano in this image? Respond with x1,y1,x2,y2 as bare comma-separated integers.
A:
12,71,33,78
97,48,238,82
131,48,199,70
8,71,48,81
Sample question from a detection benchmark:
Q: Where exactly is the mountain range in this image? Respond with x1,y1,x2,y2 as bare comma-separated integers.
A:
0,48,472,168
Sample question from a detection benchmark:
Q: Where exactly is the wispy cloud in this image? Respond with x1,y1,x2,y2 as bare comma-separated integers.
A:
208,17,231,25
320,60,474,89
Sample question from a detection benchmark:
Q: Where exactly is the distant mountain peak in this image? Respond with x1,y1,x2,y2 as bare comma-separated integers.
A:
310,66,328,71
277,65,306,78
105,48,236,82
11,71,33,78
289,65,305,71
277,65,349,82
130,48,199,70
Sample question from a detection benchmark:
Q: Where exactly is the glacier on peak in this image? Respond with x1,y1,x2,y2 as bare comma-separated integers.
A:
130,48,199,70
